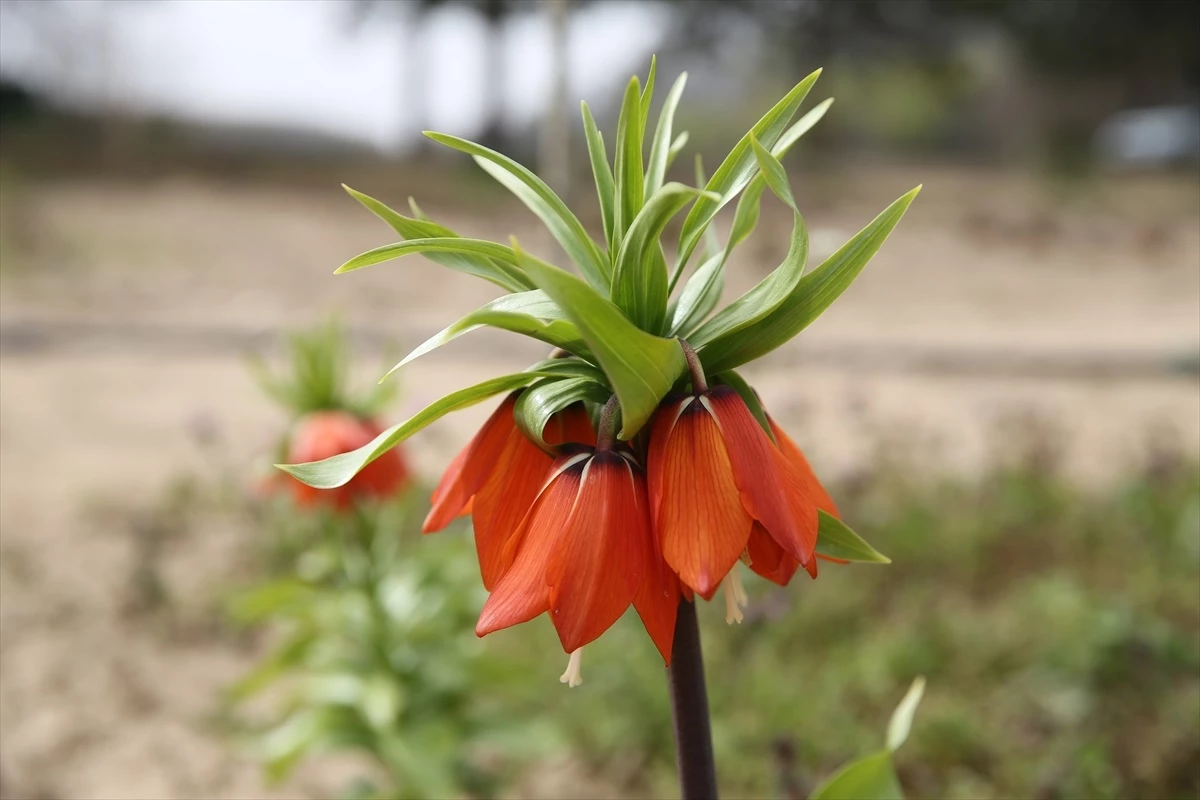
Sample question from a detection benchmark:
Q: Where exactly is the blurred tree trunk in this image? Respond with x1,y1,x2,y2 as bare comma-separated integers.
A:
476,0,508,151
538,0,570,199
402,5,428,155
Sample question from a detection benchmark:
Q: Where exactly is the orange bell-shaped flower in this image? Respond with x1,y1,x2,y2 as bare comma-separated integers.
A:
647,386,819,598
475,447,654,655
423,393,595,590
747,415,844,585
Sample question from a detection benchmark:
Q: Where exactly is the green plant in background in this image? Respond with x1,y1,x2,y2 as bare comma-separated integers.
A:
279,57,920,797
252,319,412,520
225,500,556,800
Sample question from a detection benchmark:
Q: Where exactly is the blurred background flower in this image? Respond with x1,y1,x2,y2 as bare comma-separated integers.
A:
0,1,1196,798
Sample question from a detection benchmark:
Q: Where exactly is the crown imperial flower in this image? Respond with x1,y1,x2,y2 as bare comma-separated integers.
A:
424,394,595,588
280,59,909,685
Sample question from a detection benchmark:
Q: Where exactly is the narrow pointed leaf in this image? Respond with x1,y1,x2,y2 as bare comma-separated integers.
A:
612,182,714,333
678,97,831,290
581,101,615,252
336,237,521,279
424,131,609,288
513,243,686,439
611,77,645,250
514,376,611,449
342,187,531,291
688,208,809,347
645,72,688,196
696,185,921,372
887,677,926,751
640,55,657,120
278,372,550,488
385,291,589,377
666,131,689,169
816,512,891,563
775,96,834,155
694,154,722,260
524,357,608,382
810,751,903,800
407,196,430,220
673,68,822,278
669,249,725,336
749,134,796,212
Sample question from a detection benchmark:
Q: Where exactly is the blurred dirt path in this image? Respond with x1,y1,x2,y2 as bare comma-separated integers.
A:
0,169,1197,798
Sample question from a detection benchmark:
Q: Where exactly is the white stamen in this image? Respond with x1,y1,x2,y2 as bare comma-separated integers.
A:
723,567,749,624
559,648,584,687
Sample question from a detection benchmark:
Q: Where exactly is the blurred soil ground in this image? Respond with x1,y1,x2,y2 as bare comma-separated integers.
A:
0,165,1197,798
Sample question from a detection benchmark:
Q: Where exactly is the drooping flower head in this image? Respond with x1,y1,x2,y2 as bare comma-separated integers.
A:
424,394,595,589
473,399,682,677
648,385,819,599
286,410,411,509
278,60,913,690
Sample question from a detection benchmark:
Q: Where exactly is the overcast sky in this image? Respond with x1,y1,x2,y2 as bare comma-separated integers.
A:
0,0,669,151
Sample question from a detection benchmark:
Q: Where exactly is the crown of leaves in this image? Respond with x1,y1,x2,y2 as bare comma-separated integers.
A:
281,59,919,489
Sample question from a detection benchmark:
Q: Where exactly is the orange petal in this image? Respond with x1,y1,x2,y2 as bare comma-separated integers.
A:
646,395,691,520
546,452,646,652
706,388,818,575
471,425,555,590
424,394,521,533
768,416,839,518
746,522,799,586
650,395,754,598
545,403,597,447
475,455,585,637
633,528,681,664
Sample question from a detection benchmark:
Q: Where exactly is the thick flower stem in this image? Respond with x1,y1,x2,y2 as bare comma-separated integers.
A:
677,339,708,393
596,394,621,451
668,598,719,799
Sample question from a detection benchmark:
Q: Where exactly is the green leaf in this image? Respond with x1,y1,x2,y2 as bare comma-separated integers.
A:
688,208,809,349
226,632,316,703
581,101,615,252
675,98,830,295
645,72,688,196
611,77,645,251
612,182,714,333
667,131,689,169
227,579,319,624
749,134,797,212
512,243,686,439
335,236,522,280
673,136,802,339
406,196,430,220
696,185,921,372
693,154,722,260
810,676,925,798
384,290,589,377
278,372,548,488
887,677,926,752
514,376,611,449
727,178,766,252
668,249,725,337
341,187,531,291
424,131,609,289
525,357,608,382
672,69,822,281
810,750,903,800
639,55,657,121
816,512,891,564
775,96,834,154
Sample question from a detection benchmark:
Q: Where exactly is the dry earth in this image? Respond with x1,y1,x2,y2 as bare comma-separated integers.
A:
0,166,1197,798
